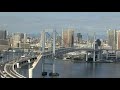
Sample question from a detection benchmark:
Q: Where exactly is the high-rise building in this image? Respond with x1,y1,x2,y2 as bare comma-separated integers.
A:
117,30,120,50
0,30,9,51
107,29,117,50
0,30,7,40
62,29,74,47
77,33,82,43
11,32,25,48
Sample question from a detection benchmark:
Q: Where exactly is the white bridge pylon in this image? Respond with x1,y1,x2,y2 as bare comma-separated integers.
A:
41,29,57,76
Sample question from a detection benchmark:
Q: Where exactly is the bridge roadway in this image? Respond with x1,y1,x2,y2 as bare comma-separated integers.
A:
0,62,10,78
0,51,30,78
4,60,26,78
55,47,120,57
0,55,34,78
41,47,101,57
0,59,22,78
0,57,24,78
41,47,117,55
0,50,38,78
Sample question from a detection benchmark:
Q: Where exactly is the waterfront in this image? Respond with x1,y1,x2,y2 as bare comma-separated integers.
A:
17,58,120,78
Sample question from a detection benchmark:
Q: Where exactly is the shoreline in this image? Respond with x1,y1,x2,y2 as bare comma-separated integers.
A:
72,60,120,63
57,58,120,63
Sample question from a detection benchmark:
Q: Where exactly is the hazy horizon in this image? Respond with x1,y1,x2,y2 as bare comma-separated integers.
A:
0,12,119,39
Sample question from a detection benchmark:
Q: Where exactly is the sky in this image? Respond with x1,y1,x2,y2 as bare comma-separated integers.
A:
0,12,120,39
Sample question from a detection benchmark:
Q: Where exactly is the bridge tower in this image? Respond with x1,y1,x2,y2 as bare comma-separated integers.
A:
40,29,59,77
49,29,59,77
86,51,88,62
93,32,96,62
52,29,55,73
61,29,64,47
41,30,46,75
87,33,89,48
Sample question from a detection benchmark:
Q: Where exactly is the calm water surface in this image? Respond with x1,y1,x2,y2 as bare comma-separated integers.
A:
17,58,120,78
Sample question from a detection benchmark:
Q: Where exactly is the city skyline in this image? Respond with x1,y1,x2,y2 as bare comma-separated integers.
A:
1,12,120,78
0,12,120,37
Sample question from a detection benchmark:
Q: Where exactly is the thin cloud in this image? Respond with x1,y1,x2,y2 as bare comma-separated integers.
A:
0,12,120,36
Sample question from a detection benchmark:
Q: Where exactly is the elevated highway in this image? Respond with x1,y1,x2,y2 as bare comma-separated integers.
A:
1,55,38,78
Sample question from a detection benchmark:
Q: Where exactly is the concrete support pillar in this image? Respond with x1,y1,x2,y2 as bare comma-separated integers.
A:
86,51,88,62
93,32,96,62
52,29,56,73
41,59,45,73
16,63,19,68
116,51,117,60
41,63,44,72
28,64,32,78
98,51,101,60
93,51,96,62
53,29,55,55
41,30,46,74
62,29,64,47
106,51,108,60
52,61,55,73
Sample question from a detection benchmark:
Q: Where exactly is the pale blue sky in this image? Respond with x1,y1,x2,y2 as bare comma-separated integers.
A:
0,12,120,38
